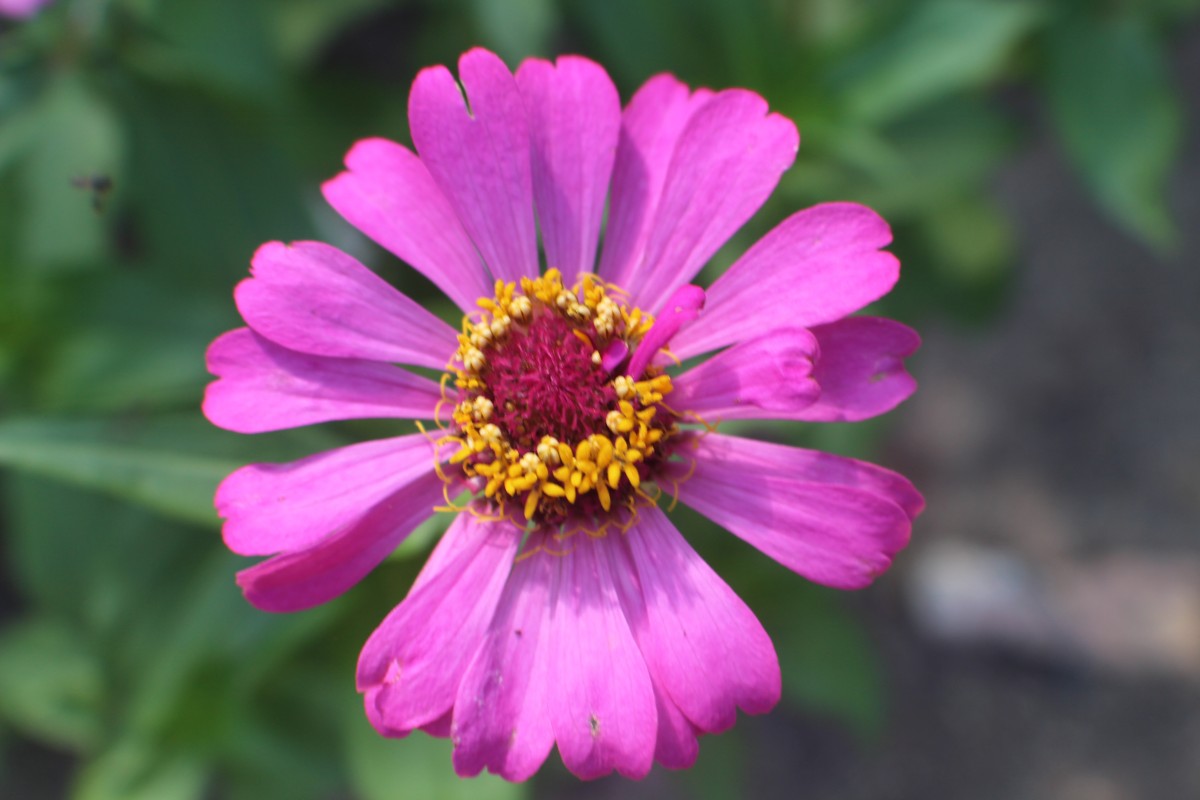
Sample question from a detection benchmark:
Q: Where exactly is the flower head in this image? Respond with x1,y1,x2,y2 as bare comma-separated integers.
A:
204,48,923,781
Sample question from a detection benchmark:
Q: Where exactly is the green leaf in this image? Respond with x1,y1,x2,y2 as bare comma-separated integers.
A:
564,0,715,87
1142,0,1200,20
0,414,240,527
117,78,314,291
0,413,340,527
792,0,881,46
19,74,123,271
344,703,526,800
921,195,1014,286
0,102,39,175
118,550,337,740
0,617,104,750
853,97,1016,214
1045,11,1182,247
2,481,347,792
768,586,884,737
466,0,556,62
29,271,233,414
220,706,346,800
680,725,745,800
831,0,1042,124
2,474,198,629
565,0,793,90
72,740,206,800
393,508,458,561
126,0,281,101
264,0,397,67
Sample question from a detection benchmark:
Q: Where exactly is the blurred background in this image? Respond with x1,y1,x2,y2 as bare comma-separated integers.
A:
1,0,1198,798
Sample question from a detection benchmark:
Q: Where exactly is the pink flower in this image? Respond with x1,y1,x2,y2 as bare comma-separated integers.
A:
0,0,52,18
204,48,923,781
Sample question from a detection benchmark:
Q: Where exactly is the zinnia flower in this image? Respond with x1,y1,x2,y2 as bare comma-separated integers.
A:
204,48,923,781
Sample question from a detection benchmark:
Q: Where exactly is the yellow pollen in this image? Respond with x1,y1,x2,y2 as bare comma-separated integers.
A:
509,295,532,321
472,396,494,420
463,346,485,372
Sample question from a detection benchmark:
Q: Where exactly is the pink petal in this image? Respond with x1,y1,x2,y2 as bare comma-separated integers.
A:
203,329,443,433
236,469,445,612
599,75,712,289
409,48,537,282
680,433,923,519
321,138,492,312
612,506,780,733
598,525,700,769
451,532,556,781
548,534,657,780
670,327,821,421
516,56,621,279
671,433,919,588
217,433,440,557
235,241,459,370
359,514,520,733
797,317,920,422
623,89,799,313
647,682,700,770
421,712,452,738
626,284,705,379
600,339,629,373
366,708,452,740
671,202,900,359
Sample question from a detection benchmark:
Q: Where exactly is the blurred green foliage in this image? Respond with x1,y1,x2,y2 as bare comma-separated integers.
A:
0,0,1193,797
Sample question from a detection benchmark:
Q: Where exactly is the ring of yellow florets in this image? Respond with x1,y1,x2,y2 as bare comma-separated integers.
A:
439,269,677,529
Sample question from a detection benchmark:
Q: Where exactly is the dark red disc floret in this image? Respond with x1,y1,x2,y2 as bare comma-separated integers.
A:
480,311,616,451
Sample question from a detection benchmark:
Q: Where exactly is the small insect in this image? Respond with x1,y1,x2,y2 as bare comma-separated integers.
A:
70,173,114,213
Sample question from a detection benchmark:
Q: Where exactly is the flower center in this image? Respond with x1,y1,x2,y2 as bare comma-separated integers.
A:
483,311,612,451
441,270,676,530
